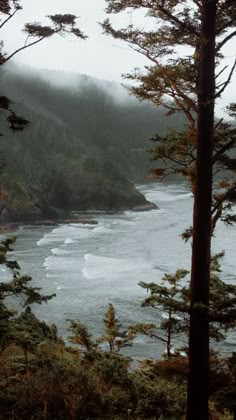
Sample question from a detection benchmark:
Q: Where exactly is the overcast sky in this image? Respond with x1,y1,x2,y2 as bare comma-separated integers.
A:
3,0,149,82
2,0,235,113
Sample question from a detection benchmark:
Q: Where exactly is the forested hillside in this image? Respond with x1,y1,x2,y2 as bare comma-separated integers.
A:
0,65,184,221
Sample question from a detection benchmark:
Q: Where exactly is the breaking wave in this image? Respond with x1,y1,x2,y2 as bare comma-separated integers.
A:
82,253,151,279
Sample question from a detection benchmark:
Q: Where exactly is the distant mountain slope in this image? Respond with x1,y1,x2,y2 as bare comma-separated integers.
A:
0,65,184,221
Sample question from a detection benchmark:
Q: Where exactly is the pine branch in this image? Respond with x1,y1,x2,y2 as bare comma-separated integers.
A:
118,1,200,37
138,46,197,117
212,138,235,164
217,18,236,35
0,5,19,29
211,185,236,218
152,4,200,38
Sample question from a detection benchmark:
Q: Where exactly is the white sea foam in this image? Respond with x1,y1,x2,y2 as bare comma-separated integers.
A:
37,234,61,246
37,222,113,248
38,225,93,247
66,227,94,240
112,217,137,225
51,248,71,255
161,312,183,320
124,208,165,221
146,190,192,203
37,225,79,246
44,255,78,271
46,273,59,278
93,225,111,234
51,225,74,235
57,285,66,290
82,253,150,279
173,192,193,200
226,334,236,345
64,237,75,244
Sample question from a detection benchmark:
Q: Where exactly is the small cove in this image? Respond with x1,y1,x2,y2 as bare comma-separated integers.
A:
3,182,236,358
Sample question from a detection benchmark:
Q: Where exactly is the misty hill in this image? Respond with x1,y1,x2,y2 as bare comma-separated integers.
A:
0,65,184,221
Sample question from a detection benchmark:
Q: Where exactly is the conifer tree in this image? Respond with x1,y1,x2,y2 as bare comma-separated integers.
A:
102,1,236,417
140,269,190,357
69,304,154,354
0,238,55,353
140,253,236,356
97,303,137,352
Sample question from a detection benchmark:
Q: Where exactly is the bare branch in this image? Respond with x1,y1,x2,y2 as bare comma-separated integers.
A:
216,30,236,52
163,103,181,112
215,65,228,80
214,118,223,130
152,150,193,168
1,37,45,64
215,59,236,99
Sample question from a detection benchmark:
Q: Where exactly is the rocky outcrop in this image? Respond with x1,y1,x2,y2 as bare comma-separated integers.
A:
131,202,157,211
0,159,156,224
65,159,154,211
0,67,168,224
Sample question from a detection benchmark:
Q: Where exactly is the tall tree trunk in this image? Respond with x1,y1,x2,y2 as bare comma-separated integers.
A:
186,1,217,419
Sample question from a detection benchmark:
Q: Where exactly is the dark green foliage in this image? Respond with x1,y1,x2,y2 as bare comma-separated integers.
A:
0,237,55,353
131,370,186,419
68,319,96,352
97,303,137,352
139,253,236,355
212,353,236,418
0,247,234,419
140,269,189,357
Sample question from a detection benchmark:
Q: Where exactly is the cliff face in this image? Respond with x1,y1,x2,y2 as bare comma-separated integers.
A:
65,160,150,211
0,66,183,221
0,159,154,223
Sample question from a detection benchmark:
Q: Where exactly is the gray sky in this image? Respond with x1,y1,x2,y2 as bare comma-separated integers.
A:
2,0,235,113
3,0,149,82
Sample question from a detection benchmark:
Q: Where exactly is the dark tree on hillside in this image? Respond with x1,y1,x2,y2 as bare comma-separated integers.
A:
102,1,236,418
0,0,86,133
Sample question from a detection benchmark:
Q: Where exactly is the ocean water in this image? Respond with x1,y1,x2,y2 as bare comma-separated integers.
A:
4,183,236,358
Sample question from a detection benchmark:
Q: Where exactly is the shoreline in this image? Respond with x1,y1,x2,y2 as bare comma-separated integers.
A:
0,202,157,233
0,217,98,233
